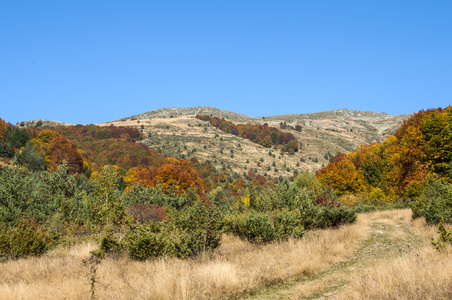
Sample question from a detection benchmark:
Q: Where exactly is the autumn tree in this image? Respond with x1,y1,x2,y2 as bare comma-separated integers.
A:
231,177,247,192
316,153,365,195
317,105,452,199
47,135,84,174
286,140,299,152
0,118,8,140
420,107,452,181
29,125,159,171
125,158,204,195
350,143,385,188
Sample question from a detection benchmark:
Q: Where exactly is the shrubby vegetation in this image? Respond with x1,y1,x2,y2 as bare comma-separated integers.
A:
222,179,356,243
0,120,356,260
1,105,451,261
412,178,452,224
0,150,357,260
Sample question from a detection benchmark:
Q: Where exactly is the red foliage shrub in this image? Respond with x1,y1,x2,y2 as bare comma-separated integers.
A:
126,204,166,224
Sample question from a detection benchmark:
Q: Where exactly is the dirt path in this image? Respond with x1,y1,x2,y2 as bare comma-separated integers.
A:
243,210,425,300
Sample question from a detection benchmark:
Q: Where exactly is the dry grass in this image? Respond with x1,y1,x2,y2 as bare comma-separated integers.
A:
339,247,452,300
8,209,449,300
335,211,452,300
0,215,369,300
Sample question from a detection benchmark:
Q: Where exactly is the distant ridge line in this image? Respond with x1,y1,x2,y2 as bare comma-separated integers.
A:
115,106,406,123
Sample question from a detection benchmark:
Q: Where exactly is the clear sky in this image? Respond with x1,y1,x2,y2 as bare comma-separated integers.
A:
1,1,451,124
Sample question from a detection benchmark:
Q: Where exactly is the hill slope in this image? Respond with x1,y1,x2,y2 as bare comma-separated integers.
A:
100,106,410,176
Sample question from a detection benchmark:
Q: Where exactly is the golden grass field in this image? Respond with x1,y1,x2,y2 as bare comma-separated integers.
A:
1,209,451,299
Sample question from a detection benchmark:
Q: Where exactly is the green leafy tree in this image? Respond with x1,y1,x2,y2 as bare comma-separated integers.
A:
86,165,126,227
12,144,47,171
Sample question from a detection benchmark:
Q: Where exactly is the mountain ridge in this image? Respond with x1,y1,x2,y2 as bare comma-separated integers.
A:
115,106,406,123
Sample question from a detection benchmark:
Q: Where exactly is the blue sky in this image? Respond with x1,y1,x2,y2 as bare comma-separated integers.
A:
1,1,451,124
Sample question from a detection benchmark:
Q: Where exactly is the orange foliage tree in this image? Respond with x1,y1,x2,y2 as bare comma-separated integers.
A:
0,118,7,140
316,153,365,196
125,157,204,195
46,135,84,174
27,130,86,174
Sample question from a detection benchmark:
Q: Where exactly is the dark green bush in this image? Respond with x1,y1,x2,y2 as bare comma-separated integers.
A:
272,209,305,240
0,166,34,226
313,206,357,228
0,217,55,259
0,126,31,159
244,211,275,243
126,202,222,260
12,144,47,172
126,222,212,260
412,178,452,224
91,233,123,258
223,211,275,243
126,223,163,260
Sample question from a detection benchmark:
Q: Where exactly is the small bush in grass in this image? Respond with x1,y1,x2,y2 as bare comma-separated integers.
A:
91,233,123,258
126,224,163,259
432,218,452,251
317,206,357,228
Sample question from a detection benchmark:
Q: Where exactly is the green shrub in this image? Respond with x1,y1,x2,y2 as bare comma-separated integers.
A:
126,223,163,260
91,233,123,258
272,209,304,240
126,202,222,260
0,217,55,259
126,222,215,260
223,211,275,243
0,166,34,226
318,206,357,228
432,219,452,251
412,179,452,224
244,211,275,243
12,144,47,172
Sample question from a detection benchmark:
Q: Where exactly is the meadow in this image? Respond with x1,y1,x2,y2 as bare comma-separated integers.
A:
1,209,450,299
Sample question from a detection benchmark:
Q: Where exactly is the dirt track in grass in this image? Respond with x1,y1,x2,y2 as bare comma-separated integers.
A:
243,209,426,300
